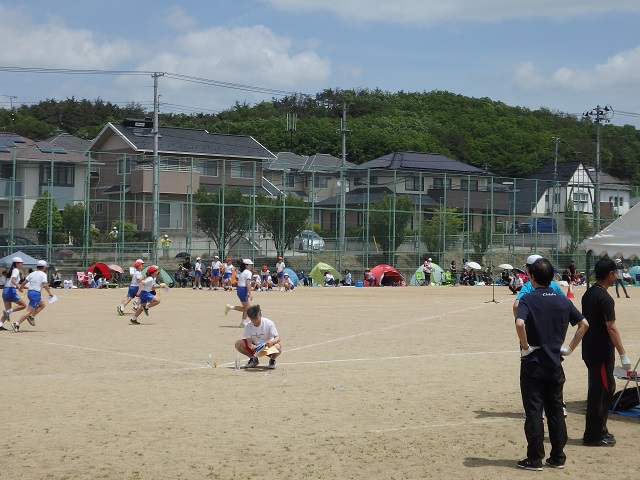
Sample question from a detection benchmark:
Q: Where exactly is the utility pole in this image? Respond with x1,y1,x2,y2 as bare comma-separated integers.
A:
551,136,560,216
337,103,351,261
151,72,164,264
583,105,613,232
286,112,297,151
3,95,17,121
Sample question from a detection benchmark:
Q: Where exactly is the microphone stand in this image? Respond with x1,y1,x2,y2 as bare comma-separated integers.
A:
485,266,499,304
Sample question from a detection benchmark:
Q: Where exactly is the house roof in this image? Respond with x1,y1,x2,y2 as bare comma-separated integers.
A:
46,133,92,154
0,133,88,164
316,186,439,208
356,151,488,175
265,152,357,173
90,120,276,161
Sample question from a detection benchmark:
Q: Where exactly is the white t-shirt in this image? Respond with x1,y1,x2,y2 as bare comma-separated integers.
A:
141,276,156,293
252,273,261,283
25,270,48,292
212,260,222,270
10,267,21,287
243,317,278,346
276,261,285,273
130,269,143,287
237,269,252,287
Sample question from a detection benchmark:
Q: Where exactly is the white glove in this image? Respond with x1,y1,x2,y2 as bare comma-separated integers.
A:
620,353,632,371
520,345,540,358
560,346,572,356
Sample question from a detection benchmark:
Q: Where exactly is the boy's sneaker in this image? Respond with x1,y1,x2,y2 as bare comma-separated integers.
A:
545,458,565,469
224,304,232,315
143,306,149,316
133,300,138,308
117,306,124,316
517,459,542,471
11,322,19,333
27,315,35,326
239,320,248,328
130,318,140,325
2,310,9,322
268,358,276,369
245,357,259,368
0,325,7,331
132,305,139,312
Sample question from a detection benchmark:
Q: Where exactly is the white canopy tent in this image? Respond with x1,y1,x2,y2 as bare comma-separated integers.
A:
582,202,640,259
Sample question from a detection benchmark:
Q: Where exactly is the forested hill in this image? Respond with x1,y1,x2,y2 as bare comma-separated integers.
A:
3,89,640,182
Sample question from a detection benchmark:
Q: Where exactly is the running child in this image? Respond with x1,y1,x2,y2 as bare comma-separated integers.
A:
117,259,144,316
2,257,27,330
12,259,54,332
130,265,165,324
225,259,253,327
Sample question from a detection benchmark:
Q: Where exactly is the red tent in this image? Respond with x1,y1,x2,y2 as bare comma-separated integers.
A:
369,264,404,286
87,262,112,280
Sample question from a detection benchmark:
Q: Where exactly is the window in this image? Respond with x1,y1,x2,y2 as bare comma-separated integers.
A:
313,177,329,188
95,203,103,214
433,178,451,189
461,179,478,191
285,174,295,188
40,164,74,187
117,157,131,175
405,176,424,192
609,196,624,207
573,192,588,203
0,162,13,179
193,160,218,176
357,211,364,227
230,161,255,179
159,202,183,229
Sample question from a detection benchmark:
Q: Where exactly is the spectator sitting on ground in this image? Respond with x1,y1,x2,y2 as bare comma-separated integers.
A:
509,271,523,294
500,269,510,286
341,269,352,286
364,269,377,286
51,269,62,288
324,270,336,286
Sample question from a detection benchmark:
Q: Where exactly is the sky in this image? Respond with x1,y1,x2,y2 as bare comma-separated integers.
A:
1,0,640,127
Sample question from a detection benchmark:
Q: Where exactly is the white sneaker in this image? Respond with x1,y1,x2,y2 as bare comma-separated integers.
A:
225,304,231,315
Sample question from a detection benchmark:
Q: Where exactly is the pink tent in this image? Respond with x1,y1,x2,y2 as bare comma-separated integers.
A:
369,264,404,286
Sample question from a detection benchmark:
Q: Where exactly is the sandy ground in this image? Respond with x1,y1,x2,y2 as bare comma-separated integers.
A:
1,283,639,480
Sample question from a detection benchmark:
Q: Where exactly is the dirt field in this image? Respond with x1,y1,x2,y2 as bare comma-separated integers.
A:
1,283,638,480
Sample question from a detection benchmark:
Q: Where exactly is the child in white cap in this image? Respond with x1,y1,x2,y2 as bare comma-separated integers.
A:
225,259,254,327
12,259,54,332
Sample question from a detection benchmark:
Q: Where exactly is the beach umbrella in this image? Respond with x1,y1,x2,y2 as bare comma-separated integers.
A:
498,263,514,270
466,261,482,270
107,264,124,274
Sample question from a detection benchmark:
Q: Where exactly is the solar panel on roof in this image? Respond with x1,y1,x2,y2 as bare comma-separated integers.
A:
38,146,67,154
0,138,16,148
0,146,10,153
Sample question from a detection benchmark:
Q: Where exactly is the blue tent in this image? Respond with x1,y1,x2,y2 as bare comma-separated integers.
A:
284,267,300,286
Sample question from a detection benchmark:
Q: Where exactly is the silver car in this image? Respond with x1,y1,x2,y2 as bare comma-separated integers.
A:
297,230,325,251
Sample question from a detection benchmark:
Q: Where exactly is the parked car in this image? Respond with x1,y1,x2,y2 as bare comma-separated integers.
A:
0,235,47,259
517,216,557,234
296,230,325,251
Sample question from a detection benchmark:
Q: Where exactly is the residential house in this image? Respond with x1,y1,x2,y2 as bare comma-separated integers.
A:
0,133,89,230
316,151,508,232
88,118,276,234
263,152,357,226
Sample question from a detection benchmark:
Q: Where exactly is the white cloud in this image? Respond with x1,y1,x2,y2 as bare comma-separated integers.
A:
260,0,640,25
515,46,640,95
0,6,135,68
159,5,197,32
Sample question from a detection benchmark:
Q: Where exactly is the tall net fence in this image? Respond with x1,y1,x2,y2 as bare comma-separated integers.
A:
1,146,638,284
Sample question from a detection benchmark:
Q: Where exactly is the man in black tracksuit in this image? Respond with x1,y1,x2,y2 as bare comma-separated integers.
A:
581,257,632,447
515,258,589,470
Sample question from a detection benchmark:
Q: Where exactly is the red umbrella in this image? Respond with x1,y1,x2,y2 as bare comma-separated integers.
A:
87,262,112,279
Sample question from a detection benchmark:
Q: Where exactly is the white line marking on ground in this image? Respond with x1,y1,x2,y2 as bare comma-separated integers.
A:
20,339,205,367
369,417,516,433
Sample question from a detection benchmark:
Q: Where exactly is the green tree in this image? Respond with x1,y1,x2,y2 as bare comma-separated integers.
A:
256,193,310,256
564,200,592,252
422,207,464,253
111,220,140,242
368,194,414,253
26,191,64,243
61,203,92,246
194,186,252,255
472,217,490,253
